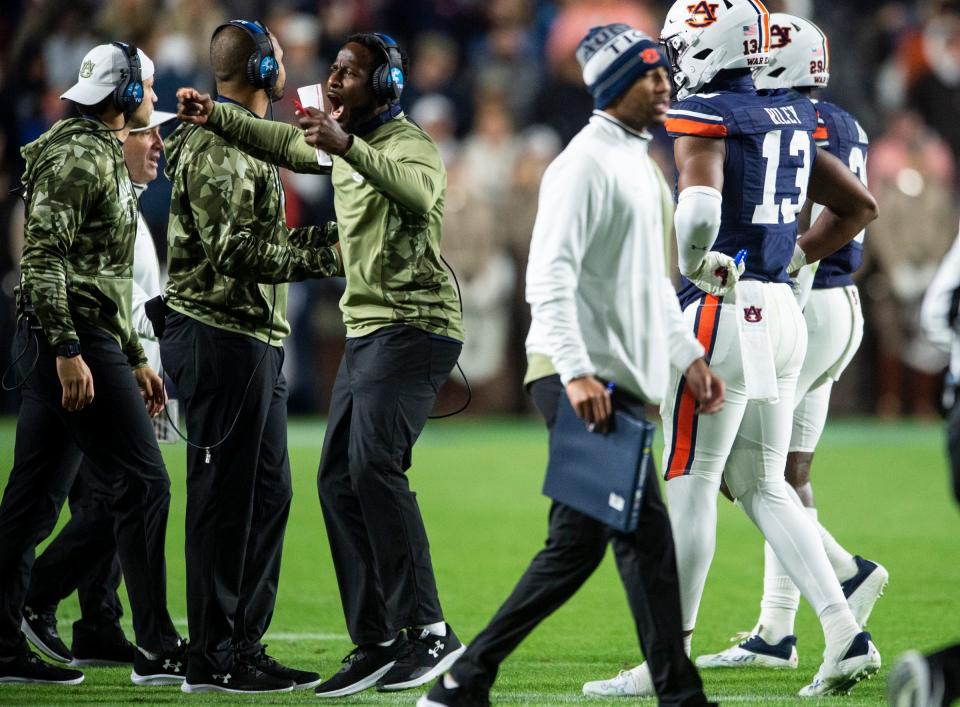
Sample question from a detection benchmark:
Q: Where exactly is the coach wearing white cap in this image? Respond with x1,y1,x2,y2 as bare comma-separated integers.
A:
20,109,178,670
419,24,719,707
0,43,185,686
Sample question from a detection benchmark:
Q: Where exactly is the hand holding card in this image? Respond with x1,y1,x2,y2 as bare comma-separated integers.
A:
297,84,333,167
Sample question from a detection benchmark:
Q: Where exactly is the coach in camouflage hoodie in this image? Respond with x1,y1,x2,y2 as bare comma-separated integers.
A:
176,32,465,697
0,43,183,686
160,22,339,694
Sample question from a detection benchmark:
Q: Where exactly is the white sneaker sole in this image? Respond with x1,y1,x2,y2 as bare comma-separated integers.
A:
696,649,798,670
417,696,448,707
848,564,889,628
314,660,396,698
378,645,467,691
20,618,71,664
293,676,323,690
70,658,132,667
582,675,652,697
180,681,294,694
131,670,186,686
0,675,84,685
799,646,881,697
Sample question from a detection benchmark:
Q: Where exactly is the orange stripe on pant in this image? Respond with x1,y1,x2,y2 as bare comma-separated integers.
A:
665,294,721,480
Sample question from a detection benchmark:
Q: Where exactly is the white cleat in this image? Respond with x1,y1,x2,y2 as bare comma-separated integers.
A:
799,631,881,697
842,556,889,628
696,633,798,669
582,663,653,697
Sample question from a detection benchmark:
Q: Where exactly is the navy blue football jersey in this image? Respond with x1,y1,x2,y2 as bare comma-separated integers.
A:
811,99,869,289
665,72,818,308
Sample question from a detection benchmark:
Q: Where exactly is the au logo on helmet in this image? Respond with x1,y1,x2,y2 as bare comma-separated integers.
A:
685,2,720,28
770,24,793,49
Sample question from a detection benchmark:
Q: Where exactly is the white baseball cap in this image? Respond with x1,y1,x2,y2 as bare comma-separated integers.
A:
61,43,156,106
130,110,176,132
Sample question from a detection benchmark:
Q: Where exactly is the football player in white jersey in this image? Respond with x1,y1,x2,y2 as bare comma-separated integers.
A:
695,14,889,673
582,0,881,698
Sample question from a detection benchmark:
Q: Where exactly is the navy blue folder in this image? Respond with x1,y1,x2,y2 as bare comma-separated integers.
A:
542,394,656,533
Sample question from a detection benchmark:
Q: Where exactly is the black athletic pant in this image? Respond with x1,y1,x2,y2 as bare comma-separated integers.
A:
450,375,709,707
948,394,960,506
317,324,461,646
0,322,179,656
161,313,292,673
27,456,124,634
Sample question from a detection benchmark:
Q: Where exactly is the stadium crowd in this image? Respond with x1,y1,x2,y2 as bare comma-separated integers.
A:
0,0,957,419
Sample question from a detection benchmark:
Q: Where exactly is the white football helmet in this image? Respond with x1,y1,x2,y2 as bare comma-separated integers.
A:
753,14,830,90
661,0,772,100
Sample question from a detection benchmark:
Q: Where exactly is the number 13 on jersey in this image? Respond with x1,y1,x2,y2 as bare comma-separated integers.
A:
751,129,812,225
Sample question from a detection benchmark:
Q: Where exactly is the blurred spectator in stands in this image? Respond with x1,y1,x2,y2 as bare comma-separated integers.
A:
908,1,960,166
441,163,517,412
460,93,520,203
502,125,561,410
865,109,957,417
411,93,461,167
402,32,471,135
468,0,540,126
534,0,657,145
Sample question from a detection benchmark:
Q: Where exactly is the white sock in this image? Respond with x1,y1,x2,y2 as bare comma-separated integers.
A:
377,637,398,647
665,475,720,631
683,633,692,657
807,507,858,582
417,621,447,637
819,602,860,657
738,481,845,616
137,646,159,660
443,673,459,688
757,540,800,644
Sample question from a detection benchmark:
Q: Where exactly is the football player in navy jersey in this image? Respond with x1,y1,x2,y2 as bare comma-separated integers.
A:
696,13,889,673
582,0,881,699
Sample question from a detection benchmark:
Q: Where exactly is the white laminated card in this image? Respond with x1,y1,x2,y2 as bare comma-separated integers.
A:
297,84,333,167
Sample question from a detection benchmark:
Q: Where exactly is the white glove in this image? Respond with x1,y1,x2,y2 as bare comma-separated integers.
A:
685,251,745,296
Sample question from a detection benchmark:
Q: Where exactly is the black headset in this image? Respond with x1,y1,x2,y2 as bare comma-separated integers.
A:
370,33,405,103
213,19,279,91
111,41,143,117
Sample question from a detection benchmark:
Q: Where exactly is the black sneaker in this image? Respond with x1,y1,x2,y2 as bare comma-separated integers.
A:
21,606,72,663
378,624,465,691
181,660,294,694
71,623,136,666
0,649,84,685
314,638,408,698
417,675,490,707
241,647,321,690
131,640,187,685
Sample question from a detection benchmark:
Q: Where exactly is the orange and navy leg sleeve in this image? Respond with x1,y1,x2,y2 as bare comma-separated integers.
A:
665,294,723,480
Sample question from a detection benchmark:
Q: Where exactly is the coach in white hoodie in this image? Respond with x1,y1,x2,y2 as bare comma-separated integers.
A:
419,24,722,707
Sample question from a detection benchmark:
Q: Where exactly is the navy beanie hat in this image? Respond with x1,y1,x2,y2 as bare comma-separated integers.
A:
576,24,670,109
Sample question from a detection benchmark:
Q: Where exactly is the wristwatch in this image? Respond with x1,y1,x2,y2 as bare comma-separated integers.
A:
56,340,81,358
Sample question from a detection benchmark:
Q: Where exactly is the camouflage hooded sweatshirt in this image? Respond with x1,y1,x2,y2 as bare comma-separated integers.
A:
201,103,464,341
163,101,342,345
20,118,147,368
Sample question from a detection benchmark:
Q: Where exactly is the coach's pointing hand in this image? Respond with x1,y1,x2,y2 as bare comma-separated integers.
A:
176,88,214,125
298,107,352,156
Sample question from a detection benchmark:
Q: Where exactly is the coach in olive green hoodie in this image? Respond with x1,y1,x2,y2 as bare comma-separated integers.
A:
177,33,465,697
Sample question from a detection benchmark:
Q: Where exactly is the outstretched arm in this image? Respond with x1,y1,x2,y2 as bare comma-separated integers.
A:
177,88,328,174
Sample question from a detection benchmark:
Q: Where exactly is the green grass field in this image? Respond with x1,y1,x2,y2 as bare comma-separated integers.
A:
0,416,957,705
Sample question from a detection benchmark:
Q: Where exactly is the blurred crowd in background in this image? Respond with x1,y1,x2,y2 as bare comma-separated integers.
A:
1,0,959,418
